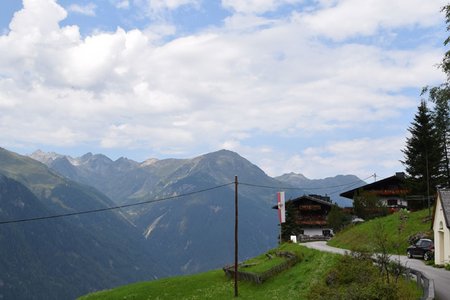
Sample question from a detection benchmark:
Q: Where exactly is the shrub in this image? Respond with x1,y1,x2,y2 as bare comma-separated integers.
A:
307,253,420,300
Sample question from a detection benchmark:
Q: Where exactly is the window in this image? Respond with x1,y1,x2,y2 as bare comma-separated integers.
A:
387,199,398,206
423,240,431,247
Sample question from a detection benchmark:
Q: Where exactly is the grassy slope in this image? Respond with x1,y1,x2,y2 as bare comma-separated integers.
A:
78,244,340,300
328,209,432,254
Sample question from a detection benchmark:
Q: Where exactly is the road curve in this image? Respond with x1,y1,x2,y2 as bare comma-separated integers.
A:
301,241,450,300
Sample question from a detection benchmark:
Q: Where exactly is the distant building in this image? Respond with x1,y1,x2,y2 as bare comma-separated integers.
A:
433,189,450,265
274,194,333,241
340,172,415,212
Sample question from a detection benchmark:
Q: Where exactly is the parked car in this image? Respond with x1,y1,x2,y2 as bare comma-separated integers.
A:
406,238,434,261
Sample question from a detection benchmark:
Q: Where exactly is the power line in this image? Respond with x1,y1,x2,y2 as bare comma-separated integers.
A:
0,182,234,225
325,180,370,196
239,174,374,191
0,174,375,225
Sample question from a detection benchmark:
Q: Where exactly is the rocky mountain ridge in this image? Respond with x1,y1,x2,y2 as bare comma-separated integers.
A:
0,147,367,299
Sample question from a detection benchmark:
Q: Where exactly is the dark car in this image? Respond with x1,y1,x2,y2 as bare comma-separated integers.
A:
406,238,434,261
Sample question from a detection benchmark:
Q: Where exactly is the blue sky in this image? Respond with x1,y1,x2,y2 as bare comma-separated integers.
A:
0,0,448,179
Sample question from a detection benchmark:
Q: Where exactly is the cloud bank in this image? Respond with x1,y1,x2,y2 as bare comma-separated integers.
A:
0,0,447,178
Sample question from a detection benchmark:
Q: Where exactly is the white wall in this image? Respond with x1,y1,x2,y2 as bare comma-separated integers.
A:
433,196,450,265
302,228,331,236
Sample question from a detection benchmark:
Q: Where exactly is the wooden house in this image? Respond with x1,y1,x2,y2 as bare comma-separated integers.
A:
274,194,333,240
340,172,411,212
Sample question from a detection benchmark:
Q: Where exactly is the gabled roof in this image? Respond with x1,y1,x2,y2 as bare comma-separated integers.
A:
340,173,407,200
437,189,450,229
291,194,333,206
272,194,332,209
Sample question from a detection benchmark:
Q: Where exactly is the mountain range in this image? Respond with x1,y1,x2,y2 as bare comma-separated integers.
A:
0,147,365,299
0,148,165,299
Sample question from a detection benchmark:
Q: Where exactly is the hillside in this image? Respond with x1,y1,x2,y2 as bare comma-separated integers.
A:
328,209,433,253
28,148,367,276
0,148,165,299
78,244,340,300
31,149,297,275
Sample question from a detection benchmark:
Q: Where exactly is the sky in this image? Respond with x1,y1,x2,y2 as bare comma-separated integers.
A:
0,0,448,180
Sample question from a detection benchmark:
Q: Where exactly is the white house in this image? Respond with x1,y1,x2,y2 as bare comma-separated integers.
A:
433,189,450,265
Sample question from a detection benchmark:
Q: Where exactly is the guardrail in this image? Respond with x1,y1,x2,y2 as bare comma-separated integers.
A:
405,268,434,300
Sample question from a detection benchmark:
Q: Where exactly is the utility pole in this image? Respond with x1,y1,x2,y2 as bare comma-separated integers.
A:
426,151,431,218
234,175,239,297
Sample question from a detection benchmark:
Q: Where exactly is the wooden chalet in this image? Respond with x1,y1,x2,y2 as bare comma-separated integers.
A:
340,172,414,211
274,194,333,240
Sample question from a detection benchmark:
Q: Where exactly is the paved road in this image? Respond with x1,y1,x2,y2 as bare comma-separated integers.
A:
302,241,450,300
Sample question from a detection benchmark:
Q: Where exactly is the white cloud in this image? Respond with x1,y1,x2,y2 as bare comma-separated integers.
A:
134,0,200,18
148,0,199,11
114,0,130,9
0,0,446,178
222,0,302,14
261,136,407,179
9,0,67,34
300,0,447,40
67,3,97,16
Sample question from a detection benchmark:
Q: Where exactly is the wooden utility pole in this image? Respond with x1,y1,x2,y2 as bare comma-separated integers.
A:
234,175,239,297
426,151,431,218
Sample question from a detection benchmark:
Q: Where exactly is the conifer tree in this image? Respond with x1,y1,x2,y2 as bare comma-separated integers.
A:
428,87,450,187
419,4,450,188
401,101,443,195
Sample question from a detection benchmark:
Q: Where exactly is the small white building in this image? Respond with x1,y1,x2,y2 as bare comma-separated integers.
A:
433,189,450,265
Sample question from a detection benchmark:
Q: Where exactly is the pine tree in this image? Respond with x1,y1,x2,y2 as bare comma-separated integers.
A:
429,87,450,187
401,101,443,195
419,3,450,188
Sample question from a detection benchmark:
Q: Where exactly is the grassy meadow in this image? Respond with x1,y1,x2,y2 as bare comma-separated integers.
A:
328,209,432,254
78,243,340,300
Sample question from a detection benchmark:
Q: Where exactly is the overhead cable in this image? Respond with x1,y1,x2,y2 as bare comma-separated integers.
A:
0,182,234,225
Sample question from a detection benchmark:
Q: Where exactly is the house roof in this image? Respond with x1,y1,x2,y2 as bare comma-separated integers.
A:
272,194,333,209
438,189,450,229
340,172,407,200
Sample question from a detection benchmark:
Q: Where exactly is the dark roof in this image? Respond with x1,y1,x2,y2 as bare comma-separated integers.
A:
438,189,450,228
340,173,406,200
272,194,332,209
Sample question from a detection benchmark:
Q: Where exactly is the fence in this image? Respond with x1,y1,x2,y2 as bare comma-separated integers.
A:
405,268,435,300
223,251,299,284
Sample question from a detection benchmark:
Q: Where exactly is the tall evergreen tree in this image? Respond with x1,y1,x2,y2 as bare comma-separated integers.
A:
419,4,450,188
440,4,450,79
401,101,443,195
426,87,450,187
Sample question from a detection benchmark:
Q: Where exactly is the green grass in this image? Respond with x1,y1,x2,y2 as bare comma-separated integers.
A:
238,252,286,274
328,209,432,254
78,243,340,300
308,253,423,300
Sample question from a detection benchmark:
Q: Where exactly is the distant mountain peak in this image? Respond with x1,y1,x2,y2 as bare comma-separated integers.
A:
141,158,159,167
81,152,93,159
282,172,308,180
30,149,63,164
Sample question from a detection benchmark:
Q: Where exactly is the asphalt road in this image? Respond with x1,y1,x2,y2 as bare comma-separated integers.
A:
302,241,450,300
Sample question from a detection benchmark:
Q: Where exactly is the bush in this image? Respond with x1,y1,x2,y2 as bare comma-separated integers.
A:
307,253,420,300
407,232,432,245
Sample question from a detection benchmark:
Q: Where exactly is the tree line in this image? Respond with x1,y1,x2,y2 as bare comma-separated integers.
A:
402,4,450,195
